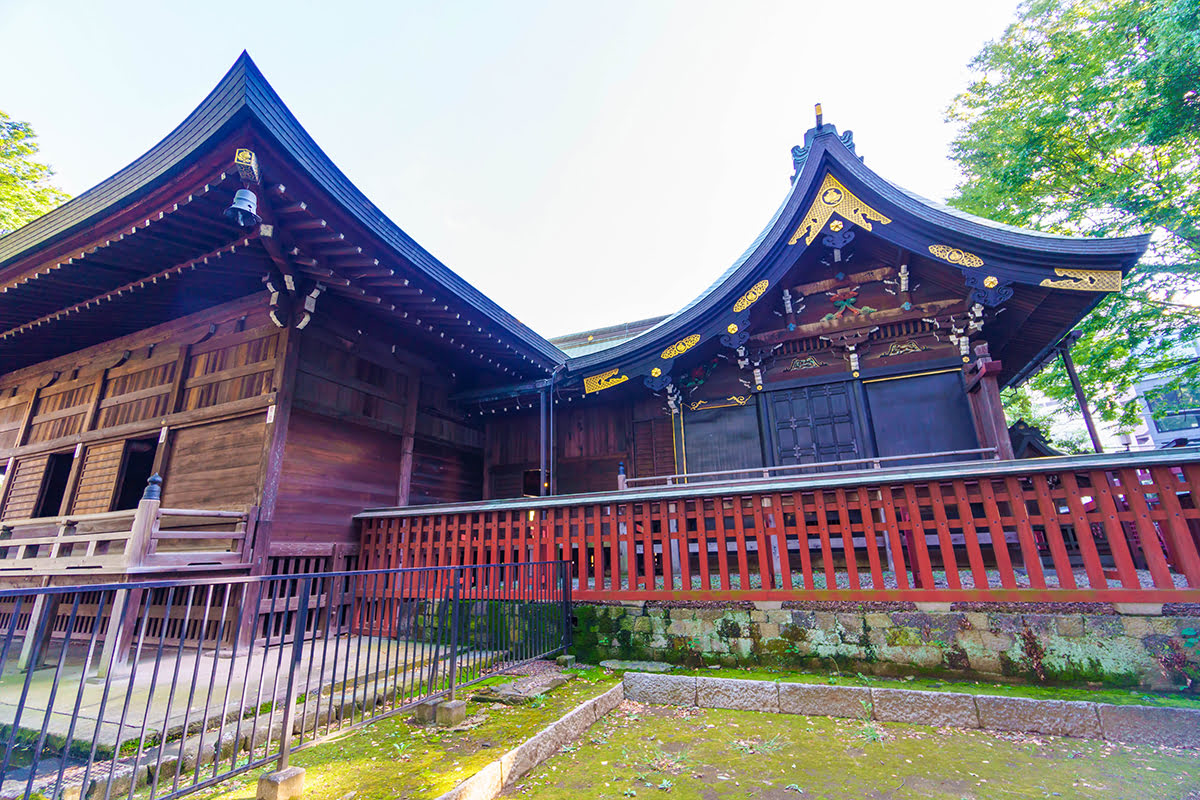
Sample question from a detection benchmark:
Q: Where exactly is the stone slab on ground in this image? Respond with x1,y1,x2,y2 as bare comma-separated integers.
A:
1098,704,1200,748
622,673,697,706
778,683,871,719
696,677,779,713
975,695,1102,739
470,670,572,705
871,688,980,728
436,700,468,726
599,659,672,673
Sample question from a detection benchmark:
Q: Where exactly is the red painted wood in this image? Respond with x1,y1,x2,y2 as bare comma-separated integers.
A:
712,498,733,592
769,492,792,592
833,488,860,592
750,495,772,591
1151,466,1200,588
1030,475,1077,590
1118,468,1174,589
856,488,885,590
927,483,961,591
694,499,711,591
1056,472,1107,589
976,478,1017,590
1002,477,1047,590
901,484,936,589
811,491,837,590
949,480,988,589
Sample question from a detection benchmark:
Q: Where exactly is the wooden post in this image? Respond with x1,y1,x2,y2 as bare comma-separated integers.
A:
539,389,548,497
97,474,160,678
1060,345,1104,453
16,577,58,672
965,343,1014,460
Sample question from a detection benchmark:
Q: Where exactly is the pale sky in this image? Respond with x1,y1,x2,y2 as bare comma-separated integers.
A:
1,0,1022,338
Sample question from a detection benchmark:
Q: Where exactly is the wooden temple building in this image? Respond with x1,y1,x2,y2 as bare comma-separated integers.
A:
3,55,1199,612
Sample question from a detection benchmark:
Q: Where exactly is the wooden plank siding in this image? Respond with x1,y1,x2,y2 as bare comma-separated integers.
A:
0,454,50,520
69,441,126,515
160,415,267,510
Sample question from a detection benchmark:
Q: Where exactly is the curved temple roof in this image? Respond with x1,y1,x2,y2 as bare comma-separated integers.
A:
0,52,564,371
561,120,1148,387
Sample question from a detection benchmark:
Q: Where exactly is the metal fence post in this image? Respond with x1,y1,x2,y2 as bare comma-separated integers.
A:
447,567,462,701
276,576,312,771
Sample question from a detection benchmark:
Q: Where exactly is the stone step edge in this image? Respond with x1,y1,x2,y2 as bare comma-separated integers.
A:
621,672,1200,750
434,683,625,800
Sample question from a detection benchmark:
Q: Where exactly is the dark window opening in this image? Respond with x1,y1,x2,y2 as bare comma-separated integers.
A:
35,453,74,517
112,438,158,510
522,469,546,498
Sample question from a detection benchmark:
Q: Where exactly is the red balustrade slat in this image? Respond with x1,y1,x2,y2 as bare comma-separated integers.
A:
811,490,837,590
877,485,910,590
1089,470,1140,589
976,478,1016,590
1055,473,1107,590
900,484,936,589
1002,477,1047,589
833,489,860,592
770,492,793,592
856,488,885,590
1150,466,1200,588
750,495,772,592
711,498,732,591
670,500,692,592
927,483,961,591
693,499,711,591
730,497,752,591
654,499,673,592
1030,475,1078,590
948,480,988,590
1118,468,1175,589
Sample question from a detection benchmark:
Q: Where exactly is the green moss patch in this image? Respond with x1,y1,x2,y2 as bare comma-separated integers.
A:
192,672,617,800
510,704,1200,800
666,666,1200,709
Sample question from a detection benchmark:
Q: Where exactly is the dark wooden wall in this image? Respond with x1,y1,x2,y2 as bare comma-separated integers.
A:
0,296,281,523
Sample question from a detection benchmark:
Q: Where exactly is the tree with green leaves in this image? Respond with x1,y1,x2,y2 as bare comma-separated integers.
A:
0,110,69,236
947,0,1200,443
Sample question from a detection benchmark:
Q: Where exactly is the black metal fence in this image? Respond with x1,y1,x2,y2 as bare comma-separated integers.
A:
0,561,571,800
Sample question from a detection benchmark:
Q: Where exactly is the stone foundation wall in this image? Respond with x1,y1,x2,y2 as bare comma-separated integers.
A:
571,603,1200,690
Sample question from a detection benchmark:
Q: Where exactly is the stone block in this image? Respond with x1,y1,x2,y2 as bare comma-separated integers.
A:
1082,615,1123,636
81,763,141,800
790,610,816,628
1114,603,1163,616
696,677,779,712
592,684,625,717
1054,616,1084,638
778,683,871,719
1098,704,1200,748
836,613,863,632
966,652,1004,675
446,760,503,800
436,699,467,726
414,699,441,723
256,766,304,800
750,610,769,622
622,672,697,706
555,654,577,668
766,610,792,625
963,612,989,631
759,623,781,639
871,688,979,728
755,600,784,611
987,613,1022,633
1121,616,1154,637
975,696,1101,738
914,602,952,613
864,613,893,629
978,631,1015,652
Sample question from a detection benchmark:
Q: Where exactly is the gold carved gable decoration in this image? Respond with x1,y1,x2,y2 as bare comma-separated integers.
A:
928,244,984,268
789,173,892,246
1039,268,1122,292
733,280,770,313
583,367,628,394
661,334,701,360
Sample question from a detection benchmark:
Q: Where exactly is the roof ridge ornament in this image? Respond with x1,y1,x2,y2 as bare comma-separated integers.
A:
791,103,859,181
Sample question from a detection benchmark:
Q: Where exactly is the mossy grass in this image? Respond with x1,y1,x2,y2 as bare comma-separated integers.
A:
513,704,1200,799
664,666,1200,709
187,670,618,800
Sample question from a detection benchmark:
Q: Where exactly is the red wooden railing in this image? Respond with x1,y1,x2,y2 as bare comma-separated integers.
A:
357,450,1200,604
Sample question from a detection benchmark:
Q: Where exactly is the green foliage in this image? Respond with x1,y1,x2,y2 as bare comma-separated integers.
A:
948,0,1200,434
0,111,69,234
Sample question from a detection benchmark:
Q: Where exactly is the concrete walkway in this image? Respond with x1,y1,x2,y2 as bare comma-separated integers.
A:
0,633,447,754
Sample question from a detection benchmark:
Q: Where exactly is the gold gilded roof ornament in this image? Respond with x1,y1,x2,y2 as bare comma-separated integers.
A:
1039,268,1122,292
928,244,984,268
583,367,628,394
789,173,891,246
661,334,701,360
732,280,769,313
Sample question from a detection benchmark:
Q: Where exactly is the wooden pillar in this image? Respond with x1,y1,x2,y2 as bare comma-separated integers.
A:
965,343,1014,460
1060,345,1103,453
98,474,160,678
539,389,548,497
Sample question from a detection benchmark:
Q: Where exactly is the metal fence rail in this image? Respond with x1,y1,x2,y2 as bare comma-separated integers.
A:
0,561,571,800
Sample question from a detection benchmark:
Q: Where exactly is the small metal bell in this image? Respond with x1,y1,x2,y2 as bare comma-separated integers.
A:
224,188,261,227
